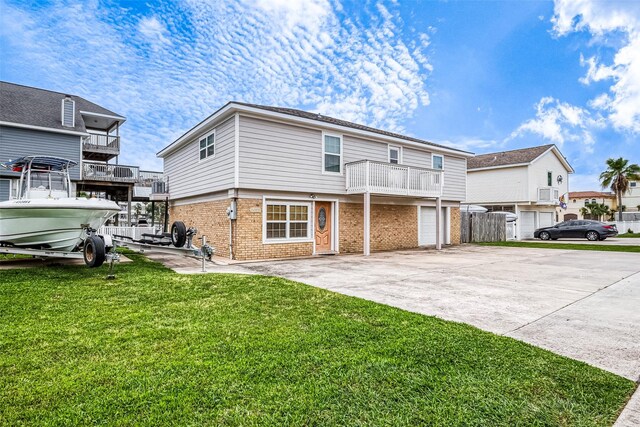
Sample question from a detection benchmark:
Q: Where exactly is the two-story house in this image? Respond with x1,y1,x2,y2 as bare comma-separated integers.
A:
562,191,617,221
0,82,162,223
156,102,473,261
466,144,574,240
622,180,640,212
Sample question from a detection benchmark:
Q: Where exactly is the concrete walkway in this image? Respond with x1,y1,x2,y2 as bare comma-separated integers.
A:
527,237,640,246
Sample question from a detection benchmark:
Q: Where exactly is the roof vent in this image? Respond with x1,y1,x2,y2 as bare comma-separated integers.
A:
61,95,75,128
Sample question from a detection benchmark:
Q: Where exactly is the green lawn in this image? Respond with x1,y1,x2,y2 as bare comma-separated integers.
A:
0,253,635,426
478,241,640,253
617,232,640,238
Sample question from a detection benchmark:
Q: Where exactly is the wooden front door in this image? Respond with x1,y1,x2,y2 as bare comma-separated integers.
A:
314,202,332,253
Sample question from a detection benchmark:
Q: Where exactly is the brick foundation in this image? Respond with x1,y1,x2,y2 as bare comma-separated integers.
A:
339,202,418,253
233,199,313,261
169,200,231,258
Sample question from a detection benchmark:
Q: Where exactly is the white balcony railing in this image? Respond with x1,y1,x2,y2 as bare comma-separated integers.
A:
82,133,120,154
537,187,560,204
346,160,443,197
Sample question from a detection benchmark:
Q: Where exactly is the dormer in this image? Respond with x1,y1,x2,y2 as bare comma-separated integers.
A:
61,95,75,128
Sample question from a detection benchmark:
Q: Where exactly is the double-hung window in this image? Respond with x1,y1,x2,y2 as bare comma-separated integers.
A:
388,146,401,164
323,134,342,173
199,131,215,160
265,202,311,241
432,154,443,170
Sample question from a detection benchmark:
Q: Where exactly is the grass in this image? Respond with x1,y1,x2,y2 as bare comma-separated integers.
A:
0,253,635,426
478,241,640,253
617,232,640,238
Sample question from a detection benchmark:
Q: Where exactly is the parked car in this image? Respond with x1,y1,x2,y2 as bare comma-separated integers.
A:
136,217,149,226
534,220,618,241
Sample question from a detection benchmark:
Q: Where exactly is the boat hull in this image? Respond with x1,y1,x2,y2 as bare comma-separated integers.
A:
0,199,120,251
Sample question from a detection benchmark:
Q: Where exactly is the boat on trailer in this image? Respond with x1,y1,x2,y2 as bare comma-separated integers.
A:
0,156,120,267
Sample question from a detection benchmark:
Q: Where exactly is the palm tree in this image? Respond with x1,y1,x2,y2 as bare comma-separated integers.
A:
600,158,640,221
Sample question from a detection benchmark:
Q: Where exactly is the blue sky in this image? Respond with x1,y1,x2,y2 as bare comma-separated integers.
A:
1,0,638,190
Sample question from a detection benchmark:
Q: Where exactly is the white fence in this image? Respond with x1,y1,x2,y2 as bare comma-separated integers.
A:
506,222,516,240
611,221,640,234
98,226,159,240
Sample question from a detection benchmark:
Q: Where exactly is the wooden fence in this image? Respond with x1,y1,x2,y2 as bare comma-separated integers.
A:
461,212,507,243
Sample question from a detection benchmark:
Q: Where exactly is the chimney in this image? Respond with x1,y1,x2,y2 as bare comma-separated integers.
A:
61,95,75,127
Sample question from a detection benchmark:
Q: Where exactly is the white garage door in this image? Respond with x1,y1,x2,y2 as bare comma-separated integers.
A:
539,212,554,228
419,207,447,246
520,211,536,239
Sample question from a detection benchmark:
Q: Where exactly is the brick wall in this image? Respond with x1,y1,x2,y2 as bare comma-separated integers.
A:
449,207,461,245
170,200,231,257
234,199,313,261
340,202,418,253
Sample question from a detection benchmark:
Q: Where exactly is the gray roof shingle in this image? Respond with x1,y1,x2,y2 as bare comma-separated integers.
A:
0,81,124,133
467,144,555,170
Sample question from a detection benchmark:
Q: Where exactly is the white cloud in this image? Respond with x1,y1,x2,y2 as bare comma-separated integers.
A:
138,16,171,50
552,0,640,133
0,0,433,169
509,97,602,151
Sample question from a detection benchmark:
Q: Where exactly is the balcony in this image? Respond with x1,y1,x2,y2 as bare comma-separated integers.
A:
149,179,170,201
139,170,164,187
82,161,139,183
537,187,560,205
346,160,443,197
82,133,120,161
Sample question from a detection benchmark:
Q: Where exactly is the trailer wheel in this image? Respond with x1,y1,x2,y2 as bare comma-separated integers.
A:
84,235,106,268
171,221,187,248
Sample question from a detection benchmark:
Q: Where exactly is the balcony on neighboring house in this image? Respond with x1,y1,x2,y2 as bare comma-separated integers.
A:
345,160,443,198
149,178,170,201
537,187,560,205
82,161,139,183
82,133,120,161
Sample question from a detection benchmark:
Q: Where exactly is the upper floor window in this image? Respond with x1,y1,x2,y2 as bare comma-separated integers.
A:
547,171,553,186
591,198,596,204
388,146,401,164
584,199,589,206
199,131,215,160
432,154,443,170
632,182,637,187
323,134,342,173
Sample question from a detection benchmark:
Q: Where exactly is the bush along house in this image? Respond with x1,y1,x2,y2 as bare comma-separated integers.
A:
156,102,473,260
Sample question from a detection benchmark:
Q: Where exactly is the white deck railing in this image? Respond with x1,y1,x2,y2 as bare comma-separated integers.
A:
98,226,159,240
82,161,140,183
82,134,120,153
345,160,443,197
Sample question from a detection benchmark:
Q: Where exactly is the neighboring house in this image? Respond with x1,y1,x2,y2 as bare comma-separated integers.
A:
156,102,473,261
0,81,162,223
621,179,640,212
561,191,617,221
466,144,574,240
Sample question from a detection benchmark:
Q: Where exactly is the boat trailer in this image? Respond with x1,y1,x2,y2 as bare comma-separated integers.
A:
0,222,215,274
112,222,215,272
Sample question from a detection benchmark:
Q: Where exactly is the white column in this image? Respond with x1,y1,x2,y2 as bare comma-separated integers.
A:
514,204,520,241
435,197,442,250
364,192,371,256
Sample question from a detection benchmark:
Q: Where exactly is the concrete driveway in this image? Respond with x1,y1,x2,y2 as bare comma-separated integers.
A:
245,245,640,382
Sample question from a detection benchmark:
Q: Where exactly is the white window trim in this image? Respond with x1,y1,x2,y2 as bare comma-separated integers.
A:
262,199,314,244
198,129,216,162
388,145,402,164
322,132,343,175
431,153,444,170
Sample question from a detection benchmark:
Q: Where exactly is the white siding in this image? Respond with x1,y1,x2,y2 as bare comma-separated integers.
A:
238,115,467,200
528,151,569,200
164,116,235,200
466,166,529,204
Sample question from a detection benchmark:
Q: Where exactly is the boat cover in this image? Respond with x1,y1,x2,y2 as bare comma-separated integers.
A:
0,156,78,171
